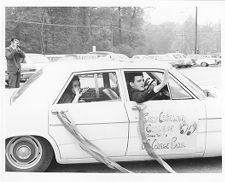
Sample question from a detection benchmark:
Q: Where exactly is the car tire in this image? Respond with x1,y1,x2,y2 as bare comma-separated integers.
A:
201,62,208,67
5,136,53,172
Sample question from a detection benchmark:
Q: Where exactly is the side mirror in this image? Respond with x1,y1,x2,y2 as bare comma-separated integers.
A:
203,89,215,97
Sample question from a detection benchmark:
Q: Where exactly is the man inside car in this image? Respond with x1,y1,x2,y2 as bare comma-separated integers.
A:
127,70,169,103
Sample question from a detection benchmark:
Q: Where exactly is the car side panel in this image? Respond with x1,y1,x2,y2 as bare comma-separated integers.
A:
49,102,129,159
203,98,222,157
125,100,206,158
5,103,62,163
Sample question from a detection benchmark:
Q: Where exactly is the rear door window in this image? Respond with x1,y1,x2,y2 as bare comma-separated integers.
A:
58,71,121,104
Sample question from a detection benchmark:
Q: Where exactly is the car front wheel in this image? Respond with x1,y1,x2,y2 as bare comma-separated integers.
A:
201,62,208,67
5,136,53,172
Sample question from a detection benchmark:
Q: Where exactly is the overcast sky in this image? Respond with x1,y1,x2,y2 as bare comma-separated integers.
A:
143,2,223,25
2,0,224,26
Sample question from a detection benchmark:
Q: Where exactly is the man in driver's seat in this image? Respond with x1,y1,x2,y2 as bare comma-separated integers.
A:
127,70,169,103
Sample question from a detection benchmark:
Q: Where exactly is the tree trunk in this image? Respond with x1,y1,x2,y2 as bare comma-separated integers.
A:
118,7,122,44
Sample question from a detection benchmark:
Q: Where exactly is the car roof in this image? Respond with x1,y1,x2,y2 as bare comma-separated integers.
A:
42,57,172,74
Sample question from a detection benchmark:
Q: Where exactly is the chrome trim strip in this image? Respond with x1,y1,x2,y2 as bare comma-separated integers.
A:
206,130,221,133
50,117,222,127
50,121,129,126
198,117,222,120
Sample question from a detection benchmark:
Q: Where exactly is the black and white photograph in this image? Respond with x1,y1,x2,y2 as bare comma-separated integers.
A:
1,0,224,182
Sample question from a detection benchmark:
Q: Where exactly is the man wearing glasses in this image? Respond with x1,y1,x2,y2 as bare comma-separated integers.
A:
5,38,25,88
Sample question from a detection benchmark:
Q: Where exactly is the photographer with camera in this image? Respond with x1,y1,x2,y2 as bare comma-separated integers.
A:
127,70,169,103
5,38,25,88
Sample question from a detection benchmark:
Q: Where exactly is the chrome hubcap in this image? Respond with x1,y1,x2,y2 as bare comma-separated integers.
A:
16,145,32,160
6,136,43,169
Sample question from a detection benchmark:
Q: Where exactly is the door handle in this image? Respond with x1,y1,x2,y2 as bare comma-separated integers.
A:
51,109,58,114
127,102,138,110
51,109,68,114
131,106,138,110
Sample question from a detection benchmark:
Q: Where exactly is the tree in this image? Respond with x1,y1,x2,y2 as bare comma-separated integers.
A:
5,7,220,56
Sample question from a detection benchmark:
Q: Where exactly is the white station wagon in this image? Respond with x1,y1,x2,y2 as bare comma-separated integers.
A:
5,58,222,172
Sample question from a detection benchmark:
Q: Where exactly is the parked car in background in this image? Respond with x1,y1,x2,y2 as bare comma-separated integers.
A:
211,53,221,65
20,53,51,82
132,55,149,59
87,51,128,60
195,55,217,67
186,54,197,65
87,51,115,58
147,54,162,60
45,54,67,62
151,54,182,68
5,58,221,172
114,53,129,60
69,54,99,60
164,53,193,68
5,54,50,86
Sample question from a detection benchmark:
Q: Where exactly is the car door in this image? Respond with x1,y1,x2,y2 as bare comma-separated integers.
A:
49,70,129,159
122,69,206,158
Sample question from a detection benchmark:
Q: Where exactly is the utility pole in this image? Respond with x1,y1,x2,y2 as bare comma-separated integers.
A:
194,6,198,54
118,7,122,45
40,9,45,54
182,30,184,53
111,8,114,52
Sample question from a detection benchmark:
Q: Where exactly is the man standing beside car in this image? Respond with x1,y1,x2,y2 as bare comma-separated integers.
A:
5,38,25,88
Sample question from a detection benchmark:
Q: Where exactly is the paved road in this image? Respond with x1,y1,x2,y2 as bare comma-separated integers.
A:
46,66,222,173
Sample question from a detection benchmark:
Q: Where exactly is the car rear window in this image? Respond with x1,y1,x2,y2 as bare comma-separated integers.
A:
11,69,43,103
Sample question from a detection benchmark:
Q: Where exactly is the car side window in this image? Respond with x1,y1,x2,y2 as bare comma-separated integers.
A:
168,78,193,100
58,72,120,104
125,71,171,101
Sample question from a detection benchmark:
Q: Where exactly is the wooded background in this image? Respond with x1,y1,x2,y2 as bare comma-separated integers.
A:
5,7,221,57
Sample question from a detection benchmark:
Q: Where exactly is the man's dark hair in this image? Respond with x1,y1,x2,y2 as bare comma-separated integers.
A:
126,72,143,83
10,37,19,42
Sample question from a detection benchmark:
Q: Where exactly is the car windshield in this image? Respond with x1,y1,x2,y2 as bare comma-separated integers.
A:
170,68,207,98
25,55,50,64
11,69,43,103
